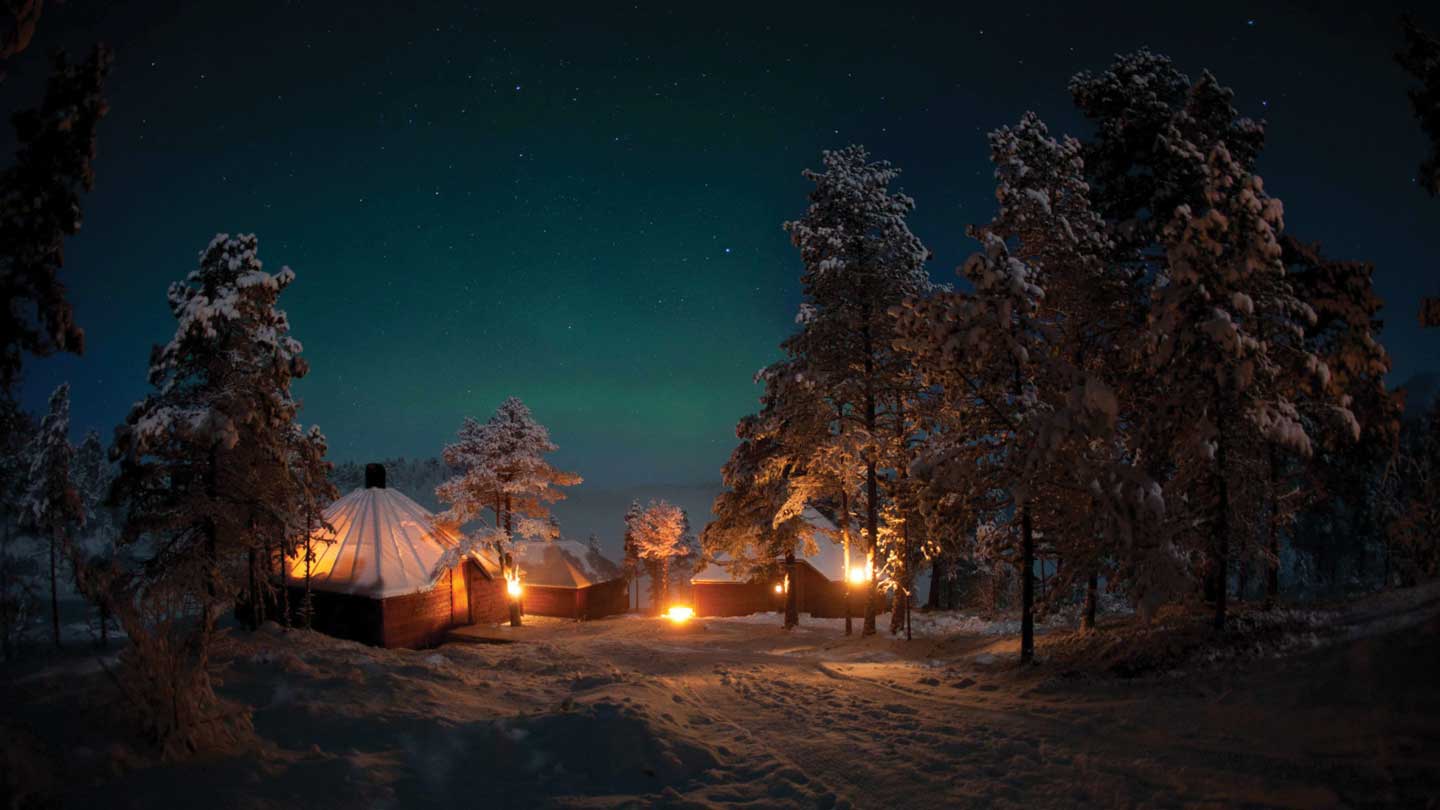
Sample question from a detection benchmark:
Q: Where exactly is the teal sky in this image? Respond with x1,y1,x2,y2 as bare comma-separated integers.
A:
12,1,1439,489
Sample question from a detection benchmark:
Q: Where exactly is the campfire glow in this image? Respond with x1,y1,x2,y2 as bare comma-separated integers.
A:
665,606,695,623
847,566,869,585
506,577,523,598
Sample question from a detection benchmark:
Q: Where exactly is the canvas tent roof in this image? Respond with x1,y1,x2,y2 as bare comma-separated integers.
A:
290,486,499,599
693,506,848,583
512,540,622,589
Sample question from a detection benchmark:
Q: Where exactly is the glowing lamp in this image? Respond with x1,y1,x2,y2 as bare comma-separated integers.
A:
773,583,784,594
506,578,522,598
665,606,694,624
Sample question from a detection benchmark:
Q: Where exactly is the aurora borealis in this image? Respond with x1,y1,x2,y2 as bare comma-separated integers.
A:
12,0,1439,493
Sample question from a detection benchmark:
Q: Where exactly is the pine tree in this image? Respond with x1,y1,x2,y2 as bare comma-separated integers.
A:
704,404,812,628
92,233,313,755
1397,15,1440,196
287,425,336,629
0,45,111,397
436,397,581,626
1148,144,1342,630
896,112,1158,658
22,383,84,648
73,429,114,643
0,396,34,658
623,498,643,610
630,500,691,615
782,145,931,634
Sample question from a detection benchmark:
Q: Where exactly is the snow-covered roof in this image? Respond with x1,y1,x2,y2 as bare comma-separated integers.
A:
693,506,849,584
512,539,622,589
289,486,499,599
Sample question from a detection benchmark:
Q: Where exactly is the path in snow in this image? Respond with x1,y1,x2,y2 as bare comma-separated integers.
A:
6,591,1439,809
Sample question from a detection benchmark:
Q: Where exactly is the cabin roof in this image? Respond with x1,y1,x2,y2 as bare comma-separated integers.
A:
290,486,499,599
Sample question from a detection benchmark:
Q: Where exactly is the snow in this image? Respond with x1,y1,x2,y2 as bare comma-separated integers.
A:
11,585,1440,809
512,539,620,588
292,485,498,598
694,506,846,583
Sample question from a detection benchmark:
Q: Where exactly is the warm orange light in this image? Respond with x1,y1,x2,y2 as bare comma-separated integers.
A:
665,606,694,623
506,577,522,598
847,567,869,585
773,583,783,594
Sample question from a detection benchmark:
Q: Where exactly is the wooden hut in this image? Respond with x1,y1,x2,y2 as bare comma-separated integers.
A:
287,463,509,648
511,539,628,620
692,506,850,618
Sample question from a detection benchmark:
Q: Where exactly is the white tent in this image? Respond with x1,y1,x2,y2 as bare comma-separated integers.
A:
693,506,847,583
290,486,498,599
512,539,622,588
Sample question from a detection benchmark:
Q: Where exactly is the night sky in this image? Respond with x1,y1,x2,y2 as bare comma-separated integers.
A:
11,1,1440,494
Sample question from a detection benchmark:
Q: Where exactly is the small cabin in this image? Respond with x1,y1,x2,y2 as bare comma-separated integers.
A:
511,539,628,620
692,506,851,618
286,463,509,648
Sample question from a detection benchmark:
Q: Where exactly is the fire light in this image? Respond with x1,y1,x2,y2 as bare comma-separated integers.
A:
847,566,869,585
665,605,695,623
506,577,522,598
773,583,783,594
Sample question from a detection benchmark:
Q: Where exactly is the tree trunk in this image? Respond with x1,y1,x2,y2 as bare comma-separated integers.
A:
840,488,853,636
1082,570,1098,632
1,522,11,660
783,551,799,628
304,531,313,630
505,495,521,627
278,534,290,628
863,459,879,636
862,324,879,637
246,548,260,630
927,559,941,610
1212,382,1231,632
1265,443,1281,607
658,557,670,616
1020,505,1035,664
50,526,61,649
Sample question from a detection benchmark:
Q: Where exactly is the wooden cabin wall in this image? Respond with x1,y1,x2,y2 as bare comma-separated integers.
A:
694,581,783,617
576,578,629,620
380,581,456,649
521,585,579,619
467,563,509,624
794,563,847,618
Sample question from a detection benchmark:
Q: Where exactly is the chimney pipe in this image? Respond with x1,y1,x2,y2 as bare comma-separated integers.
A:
364,463,386,489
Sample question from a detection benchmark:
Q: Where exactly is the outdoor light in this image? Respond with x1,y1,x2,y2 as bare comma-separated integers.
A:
665,605,694,623
773,583,784,594
506,577,522,598
847,567,868,585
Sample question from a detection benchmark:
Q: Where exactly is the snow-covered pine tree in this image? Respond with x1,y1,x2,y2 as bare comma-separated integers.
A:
622,498,642,610
782,145,932,635
436,397,581,625
22,383,84,649
1069,49,1266,260
0,46,110,396
704,403,811,628
630,500,691,615
0,397,35,658
72,429,116,643
1387,399,1440,582
1397,15,1440,196
1148,144,1343,630
96,233,313,754
287,424,337,629
896,112,1158,657
1283,238,1402,595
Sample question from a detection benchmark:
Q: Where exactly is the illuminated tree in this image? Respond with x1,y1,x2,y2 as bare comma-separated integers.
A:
782,145,932,634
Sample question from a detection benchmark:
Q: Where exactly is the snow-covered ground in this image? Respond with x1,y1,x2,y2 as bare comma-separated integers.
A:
5,586,1439,809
